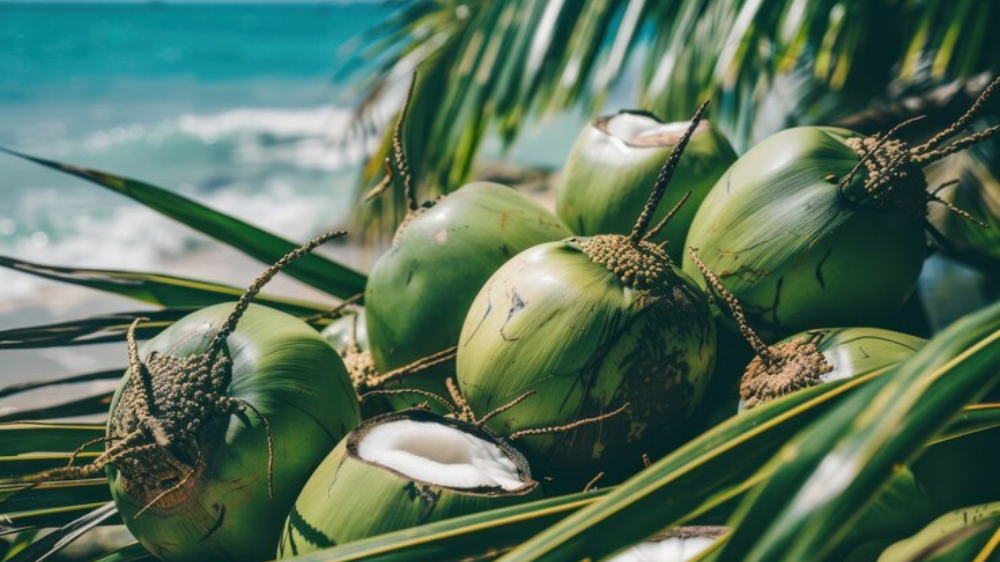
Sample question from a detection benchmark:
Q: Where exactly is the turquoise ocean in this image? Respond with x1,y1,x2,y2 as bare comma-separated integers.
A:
0,1,574,303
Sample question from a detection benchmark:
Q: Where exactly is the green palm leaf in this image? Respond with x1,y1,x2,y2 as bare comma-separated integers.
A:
5,502,117,562
0,370,121,400
713,302,1000,562
348,0,998,236
0,254,331,316
85,543,154,562
0,309,192,349
0,424,105,456
495,303,999,562
0,148,366,299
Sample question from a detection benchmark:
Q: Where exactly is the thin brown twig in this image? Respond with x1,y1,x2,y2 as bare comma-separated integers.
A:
477,390,536,426
686,247,773,362
643,191,692,243
629,101,709,243
509,403,630,440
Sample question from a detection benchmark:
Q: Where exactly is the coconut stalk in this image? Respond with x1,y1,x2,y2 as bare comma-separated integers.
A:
683,77,1000,338
557,110,736,261
364,75,572,411
8,232,362,562
458,102,717,492
277,410,540,557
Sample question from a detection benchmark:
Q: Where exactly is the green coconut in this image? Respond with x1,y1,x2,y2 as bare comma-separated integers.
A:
457,104,717,491
32,232,361,562
365,182,572,408
683,80,999,337
557,110,736,260
738,327,927,410
686,248,927,411
363,78,572,410
277,410,540,557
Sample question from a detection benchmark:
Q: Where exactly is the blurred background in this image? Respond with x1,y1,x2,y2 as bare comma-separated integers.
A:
0,0,997,422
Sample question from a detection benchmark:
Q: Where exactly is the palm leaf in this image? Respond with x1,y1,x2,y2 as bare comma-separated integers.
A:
0,424,105,456
0,309,191,349
0,369,121,400
495,303,999,562
293,491,607,562
877,503,1000,562
348,0,999,237
0,148,366,299
0,393,112,424
85,543,154,562
0,254,330,316
5,502,117,562
712,302,999,562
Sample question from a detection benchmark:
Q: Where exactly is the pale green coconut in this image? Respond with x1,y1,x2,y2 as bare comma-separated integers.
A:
738,327,927,410
685,248,927,411
59,232,360,562
457,104,717,492
557,110,736,260
277,410,540,557
683,81,999,336
365,181,571,409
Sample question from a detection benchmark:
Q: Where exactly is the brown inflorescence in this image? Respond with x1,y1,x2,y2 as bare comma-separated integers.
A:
740,337,833,410
582,234,672,290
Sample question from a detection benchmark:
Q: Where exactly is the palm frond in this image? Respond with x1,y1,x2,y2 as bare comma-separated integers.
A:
348,0,998,238
0,148,367,298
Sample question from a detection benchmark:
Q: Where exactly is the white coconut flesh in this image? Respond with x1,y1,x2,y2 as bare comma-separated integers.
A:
603,112,704,147
357,420,526,491
606,536,717,562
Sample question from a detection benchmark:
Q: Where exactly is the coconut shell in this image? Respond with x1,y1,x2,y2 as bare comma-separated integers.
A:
277,410,540,557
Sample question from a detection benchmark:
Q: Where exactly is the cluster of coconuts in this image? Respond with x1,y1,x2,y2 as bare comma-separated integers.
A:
15,76,999,562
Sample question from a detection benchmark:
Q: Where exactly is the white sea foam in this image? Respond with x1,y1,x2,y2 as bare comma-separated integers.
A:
0,105,370,303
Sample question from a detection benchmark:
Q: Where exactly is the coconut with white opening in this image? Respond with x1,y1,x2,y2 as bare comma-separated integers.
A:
556,110,736,261
277,410,540,558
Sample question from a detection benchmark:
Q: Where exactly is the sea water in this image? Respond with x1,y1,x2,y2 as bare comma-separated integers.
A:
0,1,400,302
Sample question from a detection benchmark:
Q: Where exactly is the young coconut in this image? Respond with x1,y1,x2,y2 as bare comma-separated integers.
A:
365,76,572,409
682,77,1000,337
276,409,540,557
457,103,718,492
557,110,737,260
688,248,927,411
19,232,362,562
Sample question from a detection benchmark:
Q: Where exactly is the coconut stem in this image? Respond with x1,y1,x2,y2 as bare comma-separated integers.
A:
644,191,692,243
628,100,710,244
302,292,364,323
583,472,604,492
209,230,347,351
927,189,989,228
445,377,475,421
396,73,418,212
360,388,458,416
915,76,1000,153
366,346,457,387
686,247,774,363
477,390,536,426
913,124,1000,165
508,402,630,440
